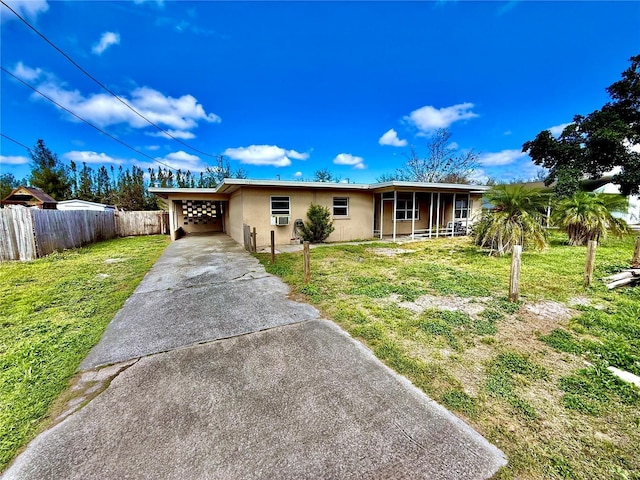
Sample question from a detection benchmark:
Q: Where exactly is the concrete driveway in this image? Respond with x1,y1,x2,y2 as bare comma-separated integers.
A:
3,234,506,479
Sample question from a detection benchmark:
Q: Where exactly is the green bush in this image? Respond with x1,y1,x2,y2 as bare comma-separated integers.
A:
299,203,335,242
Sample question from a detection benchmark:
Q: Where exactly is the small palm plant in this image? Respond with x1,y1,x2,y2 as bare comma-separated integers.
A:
552,191,629,246
473,185,549,256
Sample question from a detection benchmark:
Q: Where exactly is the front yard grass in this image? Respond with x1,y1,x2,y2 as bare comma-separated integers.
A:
257,232,640,480
0,235,169,471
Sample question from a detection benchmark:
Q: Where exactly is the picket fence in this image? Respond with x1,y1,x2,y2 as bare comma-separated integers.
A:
0,208,169,261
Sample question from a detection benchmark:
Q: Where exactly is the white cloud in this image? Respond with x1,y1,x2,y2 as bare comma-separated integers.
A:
287,150,309,160
147,129,196,140
479,149,526,167
12,62,42,81
63,151,125,165
0,154,29,165
136,151,206,172
448,142,459,150
223,145,307,167
333,153,366,170
92,32,120,55
404,103,478,132
294,171,303,178
378,128,407,147
1,0,48,23
548,122,571,137
15,64,220,138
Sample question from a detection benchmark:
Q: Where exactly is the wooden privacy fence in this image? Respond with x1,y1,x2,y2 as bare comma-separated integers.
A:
0,209,169,261
115,210,169,237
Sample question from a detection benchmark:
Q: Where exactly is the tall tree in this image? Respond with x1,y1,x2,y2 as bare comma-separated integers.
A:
77,162,95,201
523,54,640,196
29,139,73,200
381,129,479,184
0,173,20,200
201,155,247,187
313,168,340,183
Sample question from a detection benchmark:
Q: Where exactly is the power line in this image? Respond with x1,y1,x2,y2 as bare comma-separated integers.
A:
0,0,217,159
1,66,178,172
1,133,32,152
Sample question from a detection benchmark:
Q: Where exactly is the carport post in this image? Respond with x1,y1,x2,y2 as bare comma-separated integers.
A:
271,230,275,264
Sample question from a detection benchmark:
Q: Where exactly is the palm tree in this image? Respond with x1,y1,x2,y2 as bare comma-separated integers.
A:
473,185,549,256
552,191,629,246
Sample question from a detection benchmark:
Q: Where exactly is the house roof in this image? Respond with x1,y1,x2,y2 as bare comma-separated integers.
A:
149,178,489,198
1,186,58,205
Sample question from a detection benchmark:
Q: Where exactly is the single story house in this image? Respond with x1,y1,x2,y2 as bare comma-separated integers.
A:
1,186,58,209
150,179,489,247
582,177,640,227
57,199,116,211
514,177,640,229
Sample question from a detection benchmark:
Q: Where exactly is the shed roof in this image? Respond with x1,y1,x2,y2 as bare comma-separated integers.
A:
1,186,58,205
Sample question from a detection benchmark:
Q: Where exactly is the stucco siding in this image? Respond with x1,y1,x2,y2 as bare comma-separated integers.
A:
239,188,374,247
228,190,244,244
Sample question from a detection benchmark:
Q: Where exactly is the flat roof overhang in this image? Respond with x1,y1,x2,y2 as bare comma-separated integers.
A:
148,188,229,200
149,179,490,198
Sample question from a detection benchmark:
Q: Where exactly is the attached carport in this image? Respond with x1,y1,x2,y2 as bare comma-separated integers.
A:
150,188,230,241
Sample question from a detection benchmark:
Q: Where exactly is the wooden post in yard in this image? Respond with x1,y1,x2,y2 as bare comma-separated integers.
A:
252,227,257,253
584,240,597,286
632,237,640,268
271,230,275,264
509,245,522,303
303,241,311,284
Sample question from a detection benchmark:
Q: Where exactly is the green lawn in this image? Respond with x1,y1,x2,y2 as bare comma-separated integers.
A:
257,232,640,480
0,235,169,471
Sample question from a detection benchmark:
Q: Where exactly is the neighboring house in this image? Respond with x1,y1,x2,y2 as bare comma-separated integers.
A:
57,199,116,212
581,177,640,226
0,186,58,209
150,179,489,247
511,176,640,228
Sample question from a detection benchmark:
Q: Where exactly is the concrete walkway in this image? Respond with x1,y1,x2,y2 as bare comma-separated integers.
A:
3,234,506,479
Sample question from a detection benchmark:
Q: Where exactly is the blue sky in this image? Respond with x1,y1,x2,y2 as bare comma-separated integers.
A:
1,0,639,185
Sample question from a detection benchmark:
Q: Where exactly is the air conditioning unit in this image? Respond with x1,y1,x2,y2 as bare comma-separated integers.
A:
271,215,290,226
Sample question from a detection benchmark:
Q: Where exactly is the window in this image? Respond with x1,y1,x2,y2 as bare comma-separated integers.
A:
395,193,419,220
455,197,469,219
333,197,349,216
270,196,290,215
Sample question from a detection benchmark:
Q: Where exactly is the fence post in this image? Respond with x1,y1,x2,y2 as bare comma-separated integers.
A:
509,245,522,303
303,241,310,284
632,236,640,268
584,240,597,286
271,230,275,264
252,227,257,253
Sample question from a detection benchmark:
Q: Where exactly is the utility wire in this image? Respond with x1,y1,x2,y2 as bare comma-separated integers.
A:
1,133,33,152
0,0,217,159
1,66,178,171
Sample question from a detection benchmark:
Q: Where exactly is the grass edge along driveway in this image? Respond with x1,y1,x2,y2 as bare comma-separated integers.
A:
0,235,169,472
257,233,640,480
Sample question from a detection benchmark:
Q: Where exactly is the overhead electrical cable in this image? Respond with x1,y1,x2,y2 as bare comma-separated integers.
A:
1,133,33,152
1,66,178,171
0,0,217,159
